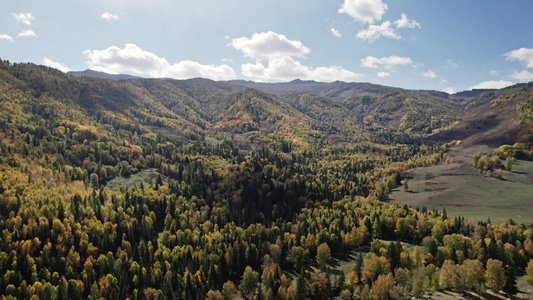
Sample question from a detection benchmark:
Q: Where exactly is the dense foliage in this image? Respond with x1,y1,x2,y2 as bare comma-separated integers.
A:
0,61,532,299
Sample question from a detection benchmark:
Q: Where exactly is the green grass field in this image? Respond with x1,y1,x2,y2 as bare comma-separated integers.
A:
105,168,166,191
389,146,533,225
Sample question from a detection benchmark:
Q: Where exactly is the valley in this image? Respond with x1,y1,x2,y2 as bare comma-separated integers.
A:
1,61,533,299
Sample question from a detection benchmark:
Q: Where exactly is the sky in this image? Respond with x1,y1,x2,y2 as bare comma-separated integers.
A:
1,0,533,93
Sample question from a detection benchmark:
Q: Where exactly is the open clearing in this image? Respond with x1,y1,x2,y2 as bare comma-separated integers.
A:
105,168,166,191
389,145,533,225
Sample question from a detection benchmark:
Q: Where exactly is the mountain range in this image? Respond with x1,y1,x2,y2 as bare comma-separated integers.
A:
65,67,533,149
0,62,530,152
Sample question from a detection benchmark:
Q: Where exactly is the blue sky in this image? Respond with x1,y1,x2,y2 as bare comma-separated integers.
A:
1,0,533,93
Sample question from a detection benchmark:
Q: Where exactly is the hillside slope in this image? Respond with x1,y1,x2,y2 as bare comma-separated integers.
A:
427,82,533,146
6,62,533,150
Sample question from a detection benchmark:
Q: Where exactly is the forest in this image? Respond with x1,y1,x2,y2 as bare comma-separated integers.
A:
1,60,533,299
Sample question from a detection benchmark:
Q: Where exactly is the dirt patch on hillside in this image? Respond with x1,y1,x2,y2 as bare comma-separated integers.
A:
389,145,533,225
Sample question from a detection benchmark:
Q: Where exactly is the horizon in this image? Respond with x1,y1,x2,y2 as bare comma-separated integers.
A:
65,67,521,94
2,1,532,93
4,58,523,94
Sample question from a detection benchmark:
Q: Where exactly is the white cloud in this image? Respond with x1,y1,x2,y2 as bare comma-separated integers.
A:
13,12,34,26
377,72,390,78
443,87,455,94
230,31,310,61
100,12,119,21
361,56,412,69
83,43,236,80
231,31,361,82
469,80,514,90
0,34,14,42
17,30,37,38
43,57,69,73
241,56,362,82
356,14,420,43
338,0,387,24
489,70,499,76
511,70,533,82
505,48,533,68
394,14,420,29
422,70,437,79
356,21,400,43
331,28,342,38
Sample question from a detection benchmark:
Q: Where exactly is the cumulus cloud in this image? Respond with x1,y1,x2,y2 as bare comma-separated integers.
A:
361,56,412,69
355,14,421,43
17,30,37,38
469,80,514,90
230,31,310,61
13,12,34,26
377,72,390,78
443,87,455,94
331,28,342,38
43,57,70,73
422,70,437,79
100,12,119,21
511,70,533,82
356,14,420,43
0,34,14,42
83,43,236,80
394,14,420,29
231,31,361,82
505,48,533,68
338,0,388,24
241,56,362,82
356,21,400,43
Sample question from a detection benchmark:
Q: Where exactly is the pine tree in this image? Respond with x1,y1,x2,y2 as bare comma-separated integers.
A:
295,270,308,300
503,266,518,295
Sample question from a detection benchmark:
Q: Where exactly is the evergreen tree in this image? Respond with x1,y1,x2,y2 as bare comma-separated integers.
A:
503,267,518,295
295,270,308,300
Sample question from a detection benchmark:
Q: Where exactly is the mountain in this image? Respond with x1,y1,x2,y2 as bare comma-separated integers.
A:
5,63,533,151
68,69,141,80
8,63,533,150
452,88,497,98
227,79,404,99
427,82,533,146
68,70,407,98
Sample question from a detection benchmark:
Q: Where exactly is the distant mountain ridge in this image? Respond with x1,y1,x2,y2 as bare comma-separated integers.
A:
227,79,404,99
68,69,141,80
67,69,505,100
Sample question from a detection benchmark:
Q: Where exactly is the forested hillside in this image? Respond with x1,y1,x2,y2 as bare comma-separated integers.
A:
1,60,533,299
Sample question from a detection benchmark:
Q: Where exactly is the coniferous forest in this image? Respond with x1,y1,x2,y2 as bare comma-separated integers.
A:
1,60,533,299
